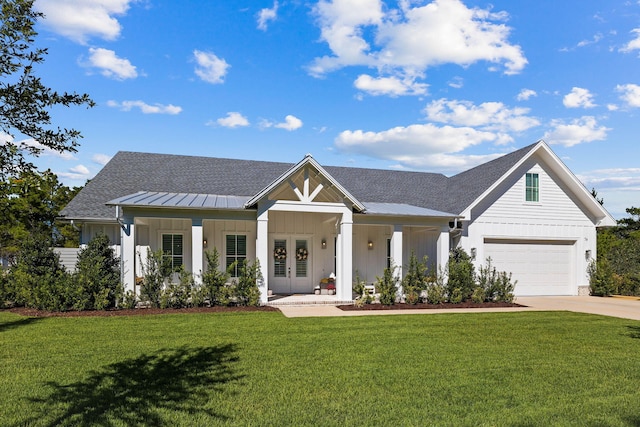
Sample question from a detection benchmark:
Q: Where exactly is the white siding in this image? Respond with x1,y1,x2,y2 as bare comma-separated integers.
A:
461,159,596,295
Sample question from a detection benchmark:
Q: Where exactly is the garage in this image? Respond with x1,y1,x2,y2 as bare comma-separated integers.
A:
483,239,575,296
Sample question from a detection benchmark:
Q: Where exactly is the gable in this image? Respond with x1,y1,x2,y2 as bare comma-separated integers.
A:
267,164,347,204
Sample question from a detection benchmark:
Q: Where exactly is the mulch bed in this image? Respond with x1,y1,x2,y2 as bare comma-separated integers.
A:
5,305,279,318
337,301,525,311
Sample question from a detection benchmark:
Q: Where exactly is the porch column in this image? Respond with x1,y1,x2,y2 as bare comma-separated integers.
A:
436,225,450,273
121,218,136,295
337,209,353,301
390,224,403,296
256,208,269,304
191,219,203,284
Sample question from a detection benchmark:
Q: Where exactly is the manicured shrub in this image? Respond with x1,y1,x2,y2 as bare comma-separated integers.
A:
353,271,372,306
160,267,195,308
494,272,516,303
232,259,262,306
376,265,399,305
139,249,171,308
588,258,614,297
0,268,15,308
10,234,72,311
201,248,232,306
402,252,428,304
73,233,121,310
447,248,475,302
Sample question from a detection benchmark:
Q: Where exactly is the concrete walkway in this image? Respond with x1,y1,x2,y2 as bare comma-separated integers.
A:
277,295,640,320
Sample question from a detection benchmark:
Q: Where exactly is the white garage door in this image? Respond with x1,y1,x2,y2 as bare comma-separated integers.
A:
483,239,575,296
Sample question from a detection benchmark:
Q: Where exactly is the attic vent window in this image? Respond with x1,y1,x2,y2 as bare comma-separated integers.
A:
525,173,539,202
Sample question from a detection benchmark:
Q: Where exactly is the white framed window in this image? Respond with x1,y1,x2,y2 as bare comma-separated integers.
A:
225,234,247,277
162,234,183,269
525,172,539,202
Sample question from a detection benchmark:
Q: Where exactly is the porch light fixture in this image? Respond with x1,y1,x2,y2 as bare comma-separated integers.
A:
585,249,591,260
368,241,374,250
321,239,327,249
203,239,208,248
470,247,477,260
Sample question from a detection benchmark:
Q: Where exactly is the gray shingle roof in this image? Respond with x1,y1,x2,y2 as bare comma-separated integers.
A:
60,144,538,221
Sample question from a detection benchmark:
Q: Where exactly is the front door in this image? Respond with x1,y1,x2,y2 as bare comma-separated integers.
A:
271,237,311,294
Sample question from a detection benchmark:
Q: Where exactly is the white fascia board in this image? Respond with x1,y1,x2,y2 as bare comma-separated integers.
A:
460,140,616,226
244,154,365,211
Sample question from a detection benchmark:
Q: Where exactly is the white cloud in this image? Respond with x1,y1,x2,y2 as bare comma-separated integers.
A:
309,0,527,92
85,47,137,80
576,33,603,48
424,98,540,134
58,164,92,181
92,153,112,165
620,28,640,53
107,100,182,114
335,123,501,170
517,89,537,101
193,50,230,84
213,112,250,128
448,77,464,89
354,74,428,96
257,1,278,31
36,0,135,44
577,167,640,218
616,83,640,107
2,136,77,160
274,115,303,131
543,116,610,147
563,87,596,108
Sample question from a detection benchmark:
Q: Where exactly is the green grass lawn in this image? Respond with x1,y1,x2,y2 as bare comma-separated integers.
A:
1,310,639,426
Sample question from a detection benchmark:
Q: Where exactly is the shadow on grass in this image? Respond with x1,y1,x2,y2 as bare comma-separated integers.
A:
25,344,242,426
0,316,43,333
627,325,640,339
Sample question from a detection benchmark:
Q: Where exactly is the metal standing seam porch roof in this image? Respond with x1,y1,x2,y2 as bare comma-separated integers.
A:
105,191,458,218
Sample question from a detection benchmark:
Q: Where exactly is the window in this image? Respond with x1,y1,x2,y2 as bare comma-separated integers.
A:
162,234,183,270
226,234,247,277
525,172,539,202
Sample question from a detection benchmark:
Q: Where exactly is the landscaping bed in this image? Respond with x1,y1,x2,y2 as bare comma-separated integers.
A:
5,305,278,317
338,301,525,310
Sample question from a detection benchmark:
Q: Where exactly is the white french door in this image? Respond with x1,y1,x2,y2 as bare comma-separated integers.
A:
270,236,311,294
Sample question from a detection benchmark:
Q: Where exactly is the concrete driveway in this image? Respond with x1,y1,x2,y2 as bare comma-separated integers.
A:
278,295,640,320
515,296,640,321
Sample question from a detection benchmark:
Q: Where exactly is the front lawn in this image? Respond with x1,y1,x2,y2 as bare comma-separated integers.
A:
1,310,639,426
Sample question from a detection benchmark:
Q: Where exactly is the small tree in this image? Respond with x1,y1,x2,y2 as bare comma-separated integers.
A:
376,264,399,305
447,248,475,302
139,249,171,308
232,259,262,306
73,233,120,310
160,267,195,309
201,248,232,306
402,252,428,304
588,258,613,297
10,233,71,311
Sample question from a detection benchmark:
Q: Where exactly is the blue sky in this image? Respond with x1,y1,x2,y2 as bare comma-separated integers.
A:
21,0,640,218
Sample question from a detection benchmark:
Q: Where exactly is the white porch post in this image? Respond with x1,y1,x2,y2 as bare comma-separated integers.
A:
256,207,269,304
121,218,136,295
191,219,203,284
436,225,450,274
390,224,403,296
337,209,353,301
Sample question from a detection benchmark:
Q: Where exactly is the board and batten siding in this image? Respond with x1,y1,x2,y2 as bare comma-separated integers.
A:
461,161,596,295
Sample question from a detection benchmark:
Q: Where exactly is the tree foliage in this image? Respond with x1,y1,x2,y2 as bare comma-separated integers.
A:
1,0,93,180
0,169,80,261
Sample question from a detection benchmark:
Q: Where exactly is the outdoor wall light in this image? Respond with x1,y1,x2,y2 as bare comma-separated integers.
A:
470,247,477,260
585,249,591,260
321,239,327,249
368,241,374,250
203,239,208,248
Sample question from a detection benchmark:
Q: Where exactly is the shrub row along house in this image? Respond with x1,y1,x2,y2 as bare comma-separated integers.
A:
60,140,615,303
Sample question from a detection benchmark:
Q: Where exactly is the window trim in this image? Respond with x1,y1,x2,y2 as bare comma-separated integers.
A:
224,233,248,277
161,233,184,270
525,172,540,203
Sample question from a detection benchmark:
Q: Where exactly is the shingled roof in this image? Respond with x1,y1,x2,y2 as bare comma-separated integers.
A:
60,143,539,221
